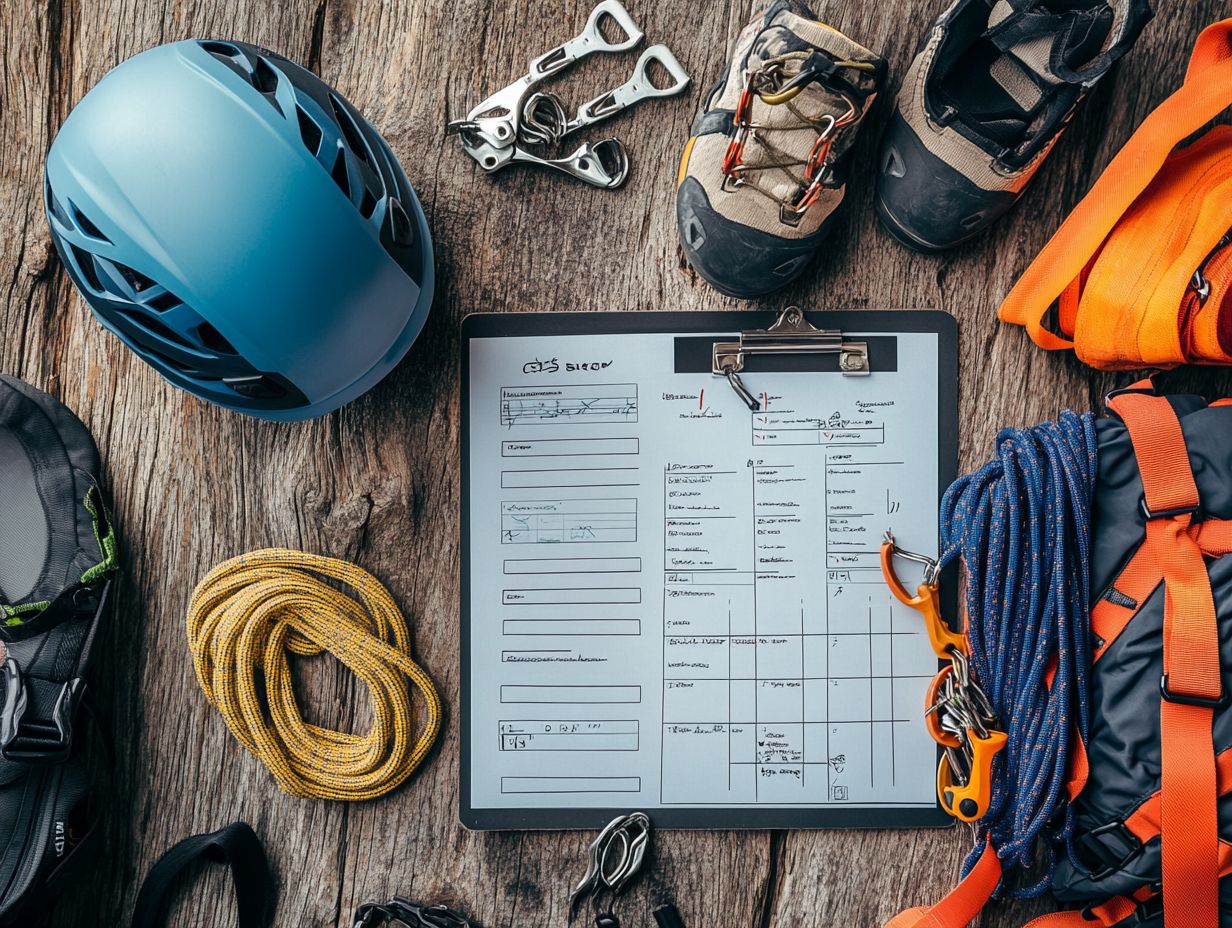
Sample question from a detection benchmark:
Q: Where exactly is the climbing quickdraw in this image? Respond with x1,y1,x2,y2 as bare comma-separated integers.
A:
881,532,1006,823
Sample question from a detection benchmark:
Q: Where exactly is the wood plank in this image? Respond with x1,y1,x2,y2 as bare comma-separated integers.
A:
0,0,1225,924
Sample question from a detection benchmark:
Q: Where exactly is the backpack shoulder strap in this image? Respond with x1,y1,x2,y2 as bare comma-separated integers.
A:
1107,385,1221,928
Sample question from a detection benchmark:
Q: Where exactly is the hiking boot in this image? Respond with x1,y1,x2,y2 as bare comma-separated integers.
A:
876,0,1152,252
676,1,885,299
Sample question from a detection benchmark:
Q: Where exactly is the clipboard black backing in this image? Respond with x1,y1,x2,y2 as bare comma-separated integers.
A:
460,310,958,831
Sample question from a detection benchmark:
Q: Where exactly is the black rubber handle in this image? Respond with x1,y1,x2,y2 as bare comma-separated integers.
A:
131,822,272,928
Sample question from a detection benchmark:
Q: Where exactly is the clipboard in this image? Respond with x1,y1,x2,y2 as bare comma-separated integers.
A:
461,309,958,830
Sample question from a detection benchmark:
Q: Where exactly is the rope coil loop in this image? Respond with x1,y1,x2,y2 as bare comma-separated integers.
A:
187,548,442,801
940,411,1099,896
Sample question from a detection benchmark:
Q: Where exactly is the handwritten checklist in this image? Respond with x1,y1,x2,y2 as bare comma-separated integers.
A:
462,313,956,829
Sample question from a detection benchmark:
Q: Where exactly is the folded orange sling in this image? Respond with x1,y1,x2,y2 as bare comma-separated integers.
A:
999,18,1232,370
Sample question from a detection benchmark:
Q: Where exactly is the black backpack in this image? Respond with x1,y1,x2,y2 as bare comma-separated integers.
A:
888,385,1232,928
0,375,117,922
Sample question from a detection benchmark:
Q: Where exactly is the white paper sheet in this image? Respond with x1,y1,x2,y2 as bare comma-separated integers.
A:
463,320,950,828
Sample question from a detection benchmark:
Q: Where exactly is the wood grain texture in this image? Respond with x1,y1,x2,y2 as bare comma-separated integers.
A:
1,0,1229,924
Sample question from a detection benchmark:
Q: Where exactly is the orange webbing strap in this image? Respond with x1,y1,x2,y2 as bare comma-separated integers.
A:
1079,502,1232,813
1126,746,1232,843
1108,390,1221,928
883,839,1002,928
999,19,1232,353
1198,519,1232,555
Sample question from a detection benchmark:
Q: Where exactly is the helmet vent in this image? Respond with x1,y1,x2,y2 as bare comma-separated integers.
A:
330,148,350,197
196,322,236,355
387,198,414,247
329,94,371,167
69,245,104,293
225,375,287,400
251,55,280,97
200,40,239,57
296,106,323,156
359,188,377,219
115,308,197,351
114,261,155,294
200,41,248,78
146,291,182,313
70,203,110,243
46,178,72,228
199,40,241,60
199,41,282,115
149,351,191,374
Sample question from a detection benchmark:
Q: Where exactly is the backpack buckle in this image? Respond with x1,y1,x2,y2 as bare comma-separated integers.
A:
1075,820,1142,880
1160,673,1227,710
1140,497,1200,521
0,659,83,763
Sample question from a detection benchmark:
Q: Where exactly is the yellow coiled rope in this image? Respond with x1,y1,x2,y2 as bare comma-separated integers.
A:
186,548,442,801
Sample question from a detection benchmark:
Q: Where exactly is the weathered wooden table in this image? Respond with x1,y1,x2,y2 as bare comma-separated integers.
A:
2,0,1228,924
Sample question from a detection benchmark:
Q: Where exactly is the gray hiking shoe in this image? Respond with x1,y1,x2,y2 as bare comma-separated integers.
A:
876,0,1153,252
676,0,885,299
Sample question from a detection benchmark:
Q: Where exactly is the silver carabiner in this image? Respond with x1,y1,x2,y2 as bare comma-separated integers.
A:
569,812,652,917
520,44,691,148
882,531,941,587
446,0,643,150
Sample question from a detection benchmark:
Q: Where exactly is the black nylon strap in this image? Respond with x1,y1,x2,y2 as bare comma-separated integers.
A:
131,822,271,928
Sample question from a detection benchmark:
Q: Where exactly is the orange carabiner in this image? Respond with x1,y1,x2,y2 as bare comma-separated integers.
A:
937,728,1008,823
880,532,967,658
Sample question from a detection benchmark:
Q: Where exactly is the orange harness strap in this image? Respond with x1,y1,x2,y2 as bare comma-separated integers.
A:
884,839,1002,928
1108,390,1221,928
1074,515,1232,849
998,18,1232,359
1127,746,1232,844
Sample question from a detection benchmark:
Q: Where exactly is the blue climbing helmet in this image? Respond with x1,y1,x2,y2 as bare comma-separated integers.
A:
43,39,434,420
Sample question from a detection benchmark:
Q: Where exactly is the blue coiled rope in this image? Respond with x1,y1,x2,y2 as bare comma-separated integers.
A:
938,411,1099,897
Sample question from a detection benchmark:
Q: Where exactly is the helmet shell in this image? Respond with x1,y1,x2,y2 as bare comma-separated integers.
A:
44,39,434,420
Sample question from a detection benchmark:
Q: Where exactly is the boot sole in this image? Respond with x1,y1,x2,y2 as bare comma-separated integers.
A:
874,195,960,254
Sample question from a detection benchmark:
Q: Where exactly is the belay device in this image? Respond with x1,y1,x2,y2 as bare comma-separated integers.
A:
882,381,1232,928
0,376,117,923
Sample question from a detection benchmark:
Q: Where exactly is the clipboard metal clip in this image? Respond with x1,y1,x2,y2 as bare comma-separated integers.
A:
711,306,870,411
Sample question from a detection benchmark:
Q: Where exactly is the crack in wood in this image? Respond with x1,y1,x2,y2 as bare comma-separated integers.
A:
755,831,784,928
